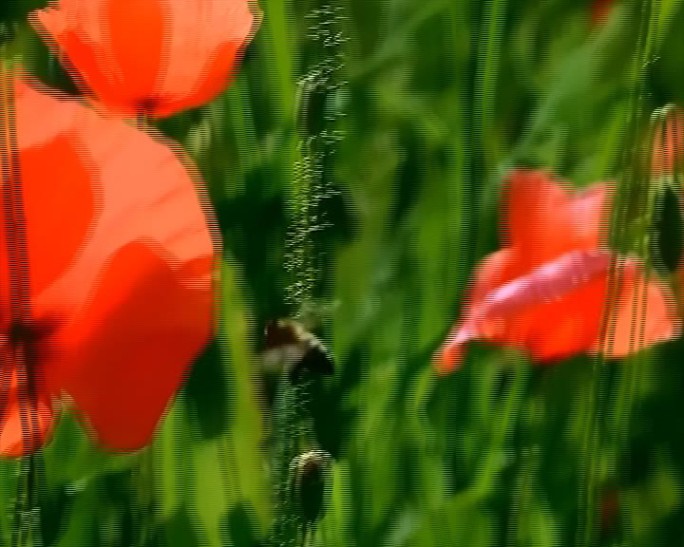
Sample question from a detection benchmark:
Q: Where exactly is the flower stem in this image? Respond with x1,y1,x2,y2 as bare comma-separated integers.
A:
0,55,44,547
576,1,663,545
271,373,308,546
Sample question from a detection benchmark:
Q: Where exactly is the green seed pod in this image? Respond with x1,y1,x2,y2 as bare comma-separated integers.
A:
295,76,327,138
648,105,684,273
288,449,332,527
652,185,683,273
0,22,17,46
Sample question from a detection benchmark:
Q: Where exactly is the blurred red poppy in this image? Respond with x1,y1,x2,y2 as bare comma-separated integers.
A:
591,0,615,26
435,169,679,373
599,487,620,536
31,0,258,118
0,76,217,456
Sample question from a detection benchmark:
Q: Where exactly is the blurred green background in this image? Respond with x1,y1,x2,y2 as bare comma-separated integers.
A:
4,0,684,545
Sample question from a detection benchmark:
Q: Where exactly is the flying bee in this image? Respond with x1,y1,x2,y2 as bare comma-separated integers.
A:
261,319,334,382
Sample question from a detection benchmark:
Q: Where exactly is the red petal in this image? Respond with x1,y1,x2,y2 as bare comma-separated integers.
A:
435,249,517,373
591,0,615,25
11,80,216,451
15,75,78,148
471,250,613,362
56,243,212,451
503,170,611,272
438,250,678,368
155,0,255,117
591,260,680,357
568,183,612,250
20,135,95,295
0,369,54,457
31,0,256,118
0,81,96,312
104,0,167,109
0,80,93,457
31,6,130,114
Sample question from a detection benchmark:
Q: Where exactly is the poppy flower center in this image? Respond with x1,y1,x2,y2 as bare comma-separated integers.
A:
7,321,44,349
1,318,54,371
136,96,160,118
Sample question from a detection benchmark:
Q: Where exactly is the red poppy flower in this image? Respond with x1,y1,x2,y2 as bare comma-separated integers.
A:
591,0,615,26
31,0,258,118
0,76,217,456
599,487,620,535
435,169,679,373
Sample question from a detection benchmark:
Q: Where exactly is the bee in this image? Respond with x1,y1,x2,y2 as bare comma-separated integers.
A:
261,319,334,382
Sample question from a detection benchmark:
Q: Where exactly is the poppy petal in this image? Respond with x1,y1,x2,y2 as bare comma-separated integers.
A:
0,78,92,456
0,369,54,457
439,249,678,369
439,251,615,368
590,261,680,357
32,5,128,112
472,250,613,361
33,89,216,324
104,0,167,110
155,0,255,117
15,75,78,149
6,80,97,300
56,242,212,451
569,183,612,250
591,0,615,25
19,135,96,296
11,80,216,451
503,170,611,271
31,0,257,118
435,248,517,373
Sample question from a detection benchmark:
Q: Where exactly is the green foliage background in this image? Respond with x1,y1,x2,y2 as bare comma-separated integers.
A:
3,0,684,545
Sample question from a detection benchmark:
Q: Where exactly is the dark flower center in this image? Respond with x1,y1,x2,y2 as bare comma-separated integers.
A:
136,96,160,118
7,321,43,348
2,318,55,371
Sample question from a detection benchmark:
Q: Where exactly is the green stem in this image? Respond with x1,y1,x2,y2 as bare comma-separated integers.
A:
471,0,508,285
1,52,45,547
576,2,662,545
271,374,308,546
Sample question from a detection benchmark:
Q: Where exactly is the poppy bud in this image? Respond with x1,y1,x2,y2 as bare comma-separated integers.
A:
598,486,620,539
651,104,684,178
0,22,17,46
651,185,683,273
295,77,327,138
288,449,332,527
649,106,684,272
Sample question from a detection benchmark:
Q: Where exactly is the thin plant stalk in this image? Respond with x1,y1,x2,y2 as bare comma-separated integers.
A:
0,53,44,547
575,1,663,545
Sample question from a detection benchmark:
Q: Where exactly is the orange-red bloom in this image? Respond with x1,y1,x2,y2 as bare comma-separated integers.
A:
31,0,258,118
0,77,217,456
591,0,615,26
435,169,679,373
